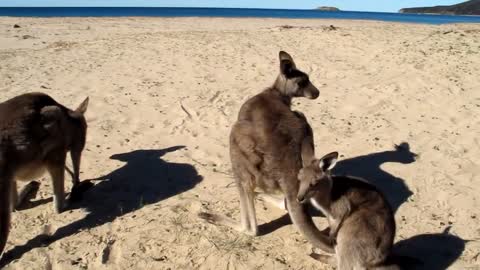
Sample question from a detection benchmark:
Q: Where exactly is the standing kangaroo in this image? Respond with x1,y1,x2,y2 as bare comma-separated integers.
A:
199,51,335,253
297,151,399,270
0,92,89,256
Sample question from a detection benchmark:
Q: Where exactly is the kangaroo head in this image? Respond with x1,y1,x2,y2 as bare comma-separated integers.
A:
393,142,417,164
274,51,319,99
297,151,338,203
67,97,89,154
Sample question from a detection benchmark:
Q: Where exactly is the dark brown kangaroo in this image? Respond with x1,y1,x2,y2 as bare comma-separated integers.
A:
199,51,334,253
0,92,89,257
298,151,399,270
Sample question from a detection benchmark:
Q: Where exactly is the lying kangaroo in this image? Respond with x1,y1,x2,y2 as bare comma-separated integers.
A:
199,51,335,253
297,151,399,270
0,92,89,256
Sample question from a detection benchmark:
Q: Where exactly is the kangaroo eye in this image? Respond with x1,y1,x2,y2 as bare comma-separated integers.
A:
298,79,309,88
298,78,310,88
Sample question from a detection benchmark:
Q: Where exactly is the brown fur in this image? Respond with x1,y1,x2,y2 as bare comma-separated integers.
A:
199,51,334,253
298,152,399,270
0,92,89,256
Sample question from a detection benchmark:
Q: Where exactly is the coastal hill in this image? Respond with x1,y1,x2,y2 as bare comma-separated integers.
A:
399,0,480,15
316,6,341,11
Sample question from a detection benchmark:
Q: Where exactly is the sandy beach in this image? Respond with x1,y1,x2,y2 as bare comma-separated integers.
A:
0,17,479,269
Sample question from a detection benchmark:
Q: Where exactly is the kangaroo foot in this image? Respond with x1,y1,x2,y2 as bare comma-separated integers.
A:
15,181,41,210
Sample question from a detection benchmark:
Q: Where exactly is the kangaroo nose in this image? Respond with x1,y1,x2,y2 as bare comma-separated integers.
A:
310,89,320,99
297,196,305,203
305,86,319,99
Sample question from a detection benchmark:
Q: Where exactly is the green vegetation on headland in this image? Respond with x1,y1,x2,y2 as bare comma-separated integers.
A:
316,6,341,11
399,0,480,15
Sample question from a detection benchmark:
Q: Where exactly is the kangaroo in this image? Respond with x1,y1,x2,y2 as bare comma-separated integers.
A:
297,151,400,270
0,92,89,256
199,51,335,253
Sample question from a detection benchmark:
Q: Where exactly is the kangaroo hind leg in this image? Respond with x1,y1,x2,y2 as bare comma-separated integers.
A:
47,154,67,213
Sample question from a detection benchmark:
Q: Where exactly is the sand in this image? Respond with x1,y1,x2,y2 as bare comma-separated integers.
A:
0,17,479,269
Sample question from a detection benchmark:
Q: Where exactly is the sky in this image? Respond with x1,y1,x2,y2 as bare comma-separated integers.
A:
0,0,465,13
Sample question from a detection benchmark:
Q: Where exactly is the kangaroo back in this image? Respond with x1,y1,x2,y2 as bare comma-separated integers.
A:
0,151,12,256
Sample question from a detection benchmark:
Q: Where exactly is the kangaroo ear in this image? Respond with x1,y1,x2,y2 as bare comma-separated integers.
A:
279,51,296,75
394,142,410,152
75,97,89,115
318,152,338,172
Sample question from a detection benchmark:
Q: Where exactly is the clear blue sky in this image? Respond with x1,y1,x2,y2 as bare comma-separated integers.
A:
1,0,464,12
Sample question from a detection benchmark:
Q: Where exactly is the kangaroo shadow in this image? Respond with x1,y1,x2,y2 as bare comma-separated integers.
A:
259,142,417,235
333,142,417,213
392,227,467,270
1,146,202,267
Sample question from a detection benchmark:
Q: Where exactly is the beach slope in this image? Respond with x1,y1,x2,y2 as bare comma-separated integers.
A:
0,17,479,269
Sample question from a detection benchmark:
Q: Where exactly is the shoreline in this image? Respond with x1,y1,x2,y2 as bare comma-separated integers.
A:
1,7,480,25
0,16,475,27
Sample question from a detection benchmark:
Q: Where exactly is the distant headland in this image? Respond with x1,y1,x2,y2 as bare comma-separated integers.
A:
399,0,480,15
316,6,341,11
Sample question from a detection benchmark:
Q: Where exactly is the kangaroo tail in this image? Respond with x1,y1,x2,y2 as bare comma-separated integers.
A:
286,195,335,254
0,153,12,257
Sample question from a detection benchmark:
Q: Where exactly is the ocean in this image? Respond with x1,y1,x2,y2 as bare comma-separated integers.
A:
0,7,480,25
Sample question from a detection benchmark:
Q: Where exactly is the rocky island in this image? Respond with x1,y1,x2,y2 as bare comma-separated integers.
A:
316,6,341,11
399,0,480,15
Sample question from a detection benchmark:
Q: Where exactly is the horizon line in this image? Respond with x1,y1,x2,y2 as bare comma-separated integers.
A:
0,6,403,13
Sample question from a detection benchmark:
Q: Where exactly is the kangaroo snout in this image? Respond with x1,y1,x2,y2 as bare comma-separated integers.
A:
304,84,320,99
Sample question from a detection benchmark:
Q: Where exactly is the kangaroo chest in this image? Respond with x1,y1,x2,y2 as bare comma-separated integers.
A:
310,197,338,225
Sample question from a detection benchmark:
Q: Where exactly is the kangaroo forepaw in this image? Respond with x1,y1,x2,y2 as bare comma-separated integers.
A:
317,227,338,246
319,226,331,235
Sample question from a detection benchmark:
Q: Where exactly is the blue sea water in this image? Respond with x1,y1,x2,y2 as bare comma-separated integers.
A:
0,7,480,25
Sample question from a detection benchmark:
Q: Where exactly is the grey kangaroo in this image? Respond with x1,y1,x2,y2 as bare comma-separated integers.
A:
297,151,399,270
0,92,89,256
199,51,335,253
